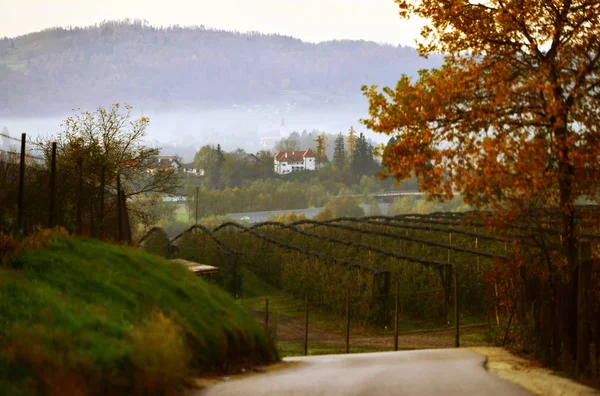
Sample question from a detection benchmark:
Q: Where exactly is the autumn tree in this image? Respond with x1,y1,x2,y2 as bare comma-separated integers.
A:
36,104,180,235
320,196,365,219
346,126,357,161
333,132,347,170
362,0,600,271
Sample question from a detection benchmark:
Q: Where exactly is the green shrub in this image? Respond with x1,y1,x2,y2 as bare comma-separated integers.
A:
0,235,276,395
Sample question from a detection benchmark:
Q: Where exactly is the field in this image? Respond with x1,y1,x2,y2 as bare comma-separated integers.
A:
140,209,600,380
238,268,491,358
168,213,507,328
0,233,276,395
138,212,518,359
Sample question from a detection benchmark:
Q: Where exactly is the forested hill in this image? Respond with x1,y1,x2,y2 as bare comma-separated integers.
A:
0,20,440,116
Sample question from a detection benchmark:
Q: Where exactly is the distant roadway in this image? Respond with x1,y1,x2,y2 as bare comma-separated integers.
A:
227,204,391,223
197,349,531,396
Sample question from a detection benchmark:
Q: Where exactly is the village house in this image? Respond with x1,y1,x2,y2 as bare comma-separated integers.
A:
229,152,259,164
273,149,316,174
149,156,206,177
181,162,205,177
147,156,182,175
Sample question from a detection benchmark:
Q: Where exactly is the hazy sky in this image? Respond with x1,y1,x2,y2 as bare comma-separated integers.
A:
0,0,425,46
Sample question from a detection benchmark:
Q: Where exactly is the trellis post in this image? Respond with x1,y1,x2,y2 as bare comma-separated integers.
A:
265,298,269,339
346,288,350,354
304,293,309,356
394,280,399,351
454,261,460,348
195,186,199,225
577,240,592,376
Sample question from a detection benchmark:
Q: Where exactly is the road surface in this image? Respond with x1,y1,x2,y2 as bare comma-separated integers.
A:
227,204,391,223
196,349,531,395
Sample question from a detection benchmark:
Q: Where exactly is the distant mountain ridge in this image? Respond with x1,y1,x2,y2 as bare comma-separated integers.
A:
0,20,441,116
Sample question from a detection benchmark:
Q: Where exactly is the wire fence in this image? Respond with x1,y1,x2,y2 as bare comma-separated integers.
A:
139,209,600,373
254,284,481,357
0,133,131,241
0,132,45,162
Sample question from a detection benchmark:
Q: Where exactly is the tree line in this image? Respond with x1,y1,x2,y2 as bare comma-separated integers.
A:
0,20,439,116
363,0,600,376
0,105,179,236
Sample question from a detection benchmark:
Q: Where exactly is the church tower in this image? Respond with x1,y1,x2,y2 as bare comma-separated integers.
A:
280,118,286,138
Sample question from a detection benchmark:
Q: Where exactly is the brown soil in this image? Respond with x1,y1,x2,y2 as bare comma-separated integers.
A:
252,310,489,350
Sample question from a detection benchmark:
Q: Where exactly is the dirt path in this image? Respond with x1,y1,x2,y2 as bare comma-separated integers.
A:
470,347,599,396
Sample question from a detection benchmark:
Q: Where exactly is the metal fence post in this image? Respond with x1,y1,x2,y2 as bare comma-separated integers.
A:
454,262,460,348
304,293,309,356
77,157,83,235
346,288,350,354
48,142,57,228
17,133,26,232
577,240,592,375
117,173,122,243
394,281,399,351
265,298,269,340
99,165,105,239
195,186,199,225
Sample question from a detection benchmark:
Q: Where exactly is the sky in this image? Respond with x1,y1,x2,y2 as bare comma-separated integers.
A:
0,0,426,46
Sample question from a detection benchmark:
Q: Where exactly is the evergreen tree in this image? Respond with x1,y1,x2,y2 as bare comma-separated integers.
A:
215,144,225,188
351,133,376,176
333,132,346,170
314,134,328,169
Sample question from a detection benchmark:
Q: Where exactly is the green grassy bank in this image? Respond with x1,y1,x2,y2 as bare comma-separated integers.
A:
0,234,276,395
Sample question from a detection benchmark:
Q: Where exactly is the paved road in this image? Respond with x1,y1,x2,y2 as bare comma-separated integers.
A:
227,204,391,223
197,349,531,395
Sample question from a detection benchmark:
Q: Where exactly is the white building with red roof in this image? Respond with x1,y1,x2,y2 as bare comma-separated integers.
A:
274,149,317,174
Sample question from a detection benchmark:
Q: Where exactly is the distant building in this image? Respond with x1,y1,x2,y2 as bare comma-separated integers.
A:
228,152,259,163
148,156,182,174
0,150,20,164
273,149,316,174
181,162,205,177
260,118,286,148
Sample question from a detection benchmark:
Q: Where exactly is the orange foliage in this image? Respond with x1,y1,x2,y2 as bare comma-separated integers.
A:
362,1,600,267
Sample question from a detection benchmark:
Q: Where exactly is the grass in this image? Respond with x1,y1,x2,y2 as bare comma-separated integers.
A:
238,268,486,335
238,269,350,334
276,341,402,358
0,234,276,395
175,213,191,223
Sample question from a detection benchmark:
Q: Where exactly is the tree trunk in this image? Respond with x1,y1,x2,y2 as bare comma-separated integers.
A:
556,125,577,366
557,128,577,272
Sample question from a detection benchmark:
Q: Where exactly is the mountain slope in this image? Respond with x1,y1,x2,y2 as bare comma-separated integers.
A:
0,20,440,116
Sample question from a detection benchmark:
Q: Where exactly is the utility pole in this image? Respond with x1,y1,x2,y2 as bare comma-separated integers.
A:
195,186,199,225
